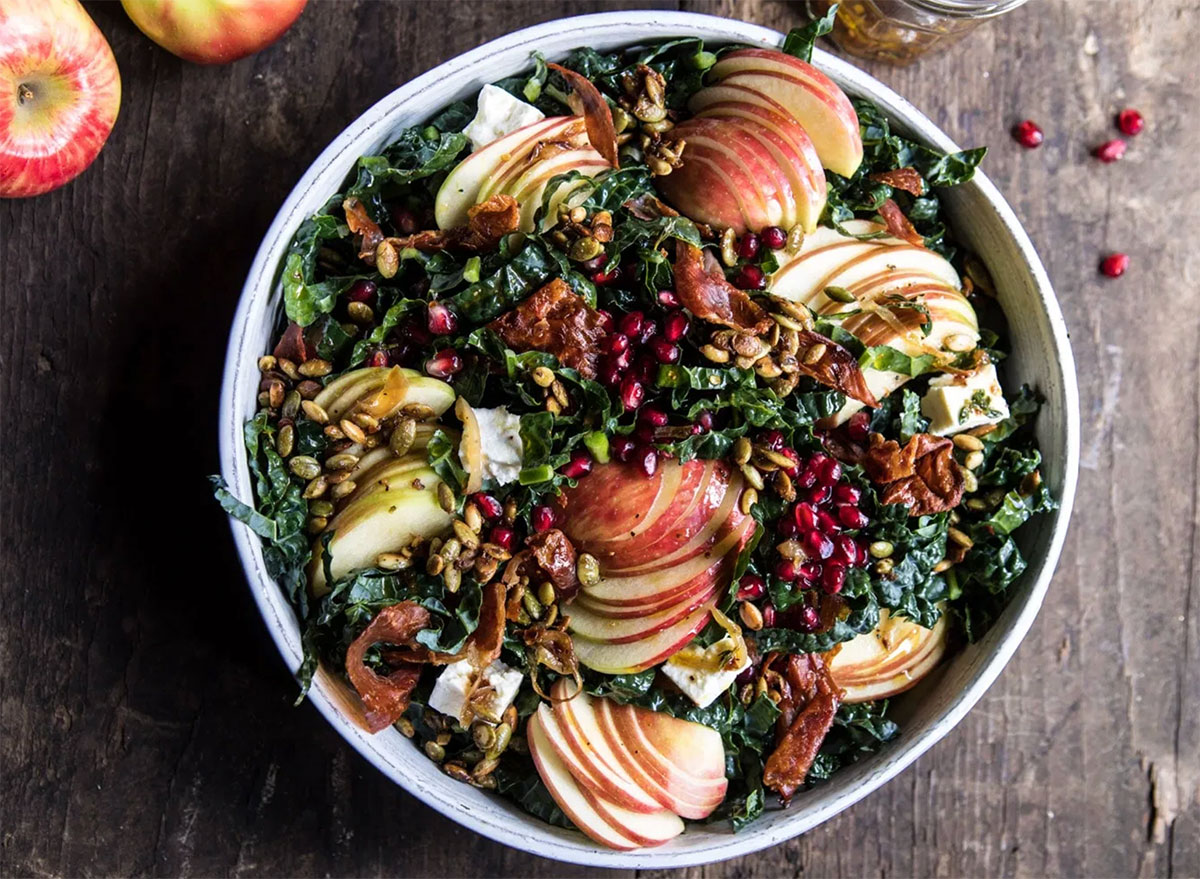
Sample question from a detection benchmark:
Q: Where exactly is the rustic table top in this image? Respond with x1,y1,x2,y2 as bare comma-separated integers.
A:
3,0,1197,876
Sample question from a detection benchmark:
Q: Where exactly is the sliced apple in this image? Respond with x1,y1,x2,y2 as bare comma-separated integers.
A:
557,459,683,549
574,564,724,617
535,702,664,814
335,454,430,509
593,698,727,819
567,582,721,643
607,489,749,577
308,470,452,594
526,713,642,850
705,48,863,177
571,604,713,675
825,609,949,702
312,366,456,424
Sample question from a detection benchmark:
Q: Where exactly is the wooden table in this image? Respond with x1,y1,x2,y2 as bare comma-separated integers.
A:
3,1,1197,875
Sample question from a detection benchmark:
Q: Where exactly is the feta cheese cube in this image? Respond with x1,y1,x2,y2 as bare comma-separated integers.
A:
661,637,751,709
463,84,544,152
427,658,523,725
458,404,524,487
921,362,1010,436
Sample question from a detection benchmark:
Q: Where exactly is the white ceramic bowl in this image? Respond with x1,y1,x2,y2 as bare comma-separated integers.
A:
219,11,1079,868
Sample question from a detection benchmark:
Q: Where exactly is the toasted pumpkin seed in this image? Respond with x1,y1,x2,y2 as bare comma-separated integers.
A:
802,343,828,366
330,480,357,500
720,228,738,267
773,470,796,501
443,566,462,593
424,741,446,762
740,487,758,515
289,455,321,480
306,516,327,534
309,499,334,518
464,502,483,533
473,757,500,780
281,390,301,420
772,312,804,332
576,553,600,587
338,418,365,445
395,717,415,737
732,437,753,466
277,358,300,381
267,380,285,409
739,602,764,631
569,236,604,262
874,558,895,576
869,540,894,559
258,355,277,372
531,366,555,387
453,520,480,549
426,554,445,576
389,418,417,456
303,476,328,499
522,590,544,620
437,482,456,513
948,527,973,549
700,344,730,363
475,557,499,583
301,400,329,424
933,559,954,573
740,463,765,491
472,723,497,751
376,553,411,571
275,423,295,457
824,285,855,303
376,241,399,279
440,538,462,563
326,452,359,471
550,379,570,408
443,762,472,783
298,358,332,378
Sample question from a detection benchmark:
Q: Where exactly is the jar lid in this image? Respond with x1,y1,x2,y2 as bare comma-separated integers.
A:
904,0,1031,18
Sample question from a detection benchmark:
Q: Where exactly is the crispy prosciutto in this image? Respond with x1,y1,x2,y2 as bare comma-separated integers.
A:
489,278,609,378
548,62,619,168
343,196,385,263
673,240,773,335
761,653,841,801
387,194,520,254
861,432,965,515
869,167,925,197
796,329,879,408
345,602,432,733
877,197,925,247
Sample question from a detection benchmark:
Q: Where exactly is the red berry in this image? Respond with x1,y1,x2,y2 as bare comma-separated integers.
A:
797,605,820,631
368,348,389,368
634,423,656,444
815,509,840,535
833,484,861,505
760,429,786,450
427,301,458,335
775,559,797,581
392,206,418,234
795,467,817,490
619,311,644,338
472,493,503,520
606,333,630,356
597,310,615,334
1093,139,1126,163
846,411,871,443
794,502,818,532
581,253,609,273
1013,119,1044,148
600,364,622,388
425,349,463,378
737,574,766,601
636,446,658,477
531,505,556,533
798,561,822,585
612,348,633,372
663,311,690,342
696,410,714,432
639,406,669,427
1100,253,1130,277
488,525,516,551
612,436,636,462
837,504,869,529
650,338,680,364
821,563,846,594
634,352,657,382
657,289,681,308
833,534,859,566
737,232,761,260
592,269,620,285
346,279,377,302
561,450,593,479
777,447,800,477
402,318,433,346
761,226,787,249
733,264,765,290
807,485,832,506
804,530,834,560
1117,108,1144,136
762,604,777,627
637,320,658,346
816,457,842,486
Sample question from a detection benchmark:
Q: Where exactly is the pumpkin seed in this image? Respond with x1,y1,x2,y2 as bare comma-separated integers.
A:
740,487,758,515
257,355,277,372
395,717,415,738
298,358,332,378
472,723,497,751
464,503,482,533
267,380,285,409
874,558,895,576
309,500,334,518
576,553,600,586
802,343,828,365
947,527,973,549
376,241,399,279
732,437,753,465
824,285,855,303
339,419,366,445
281,391,301,420
453,520,480,549
720,228,738,267
550,379,570,408
739,601,764,631
389,418,417,456
700,344,730,363
424,741,445,762
786,224,806,254
275,423,295,457
277,358,300,381
376,553,411,571
325,452,359,471
933,559,954,573
426,554,445,576
531,366,555,387
537,579,557,607
473,757,499,780
522,590,544,620
330,480,357,500
772,470,796,502
440,538,461,563
306,516,327,534
869,540,894,559
443,566,462,594
289,456,321,480
437,482,456,513
300,400,329,424
740,463,765,491
443,762,472,783
303,476,328,499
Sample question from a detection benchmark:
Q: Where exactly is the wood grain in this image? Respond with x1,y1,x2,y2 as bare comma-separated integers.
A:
1,1,1196,876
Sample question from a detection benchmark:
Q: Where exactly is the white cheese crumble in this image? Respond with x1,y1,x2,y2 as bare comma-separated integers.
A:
428,658,523,725
661,637,751,709
463,84,545,152
921,362,1010,436
460,405,524,487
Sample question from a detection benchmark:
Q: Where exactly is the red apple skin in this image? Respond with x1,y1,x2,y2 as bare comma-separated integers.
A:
120,0,306,65
0,0,121,198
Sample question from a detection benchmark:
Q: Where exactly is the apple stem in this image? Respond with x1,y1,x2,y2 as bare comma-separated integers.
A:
17,83,34,105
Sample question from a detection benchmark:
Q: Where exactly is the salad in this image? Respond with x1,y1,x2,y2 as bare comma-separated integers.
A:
214,16,1056,850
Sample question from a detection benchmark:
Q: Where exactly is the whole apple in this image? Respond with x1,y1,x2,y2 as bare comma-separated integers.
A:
121,0,308,65
0,0,121,199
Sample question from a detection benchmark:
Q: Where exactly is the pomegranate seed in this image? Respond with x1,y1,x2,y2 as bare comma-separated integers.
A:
531,506,556,533
837,504,869,529
488,525,516,551
427,301,458,335
821,563,846,594
804,530,834,560
392,206,418,234
638,321,659,345
816,509,841,534
639,406,669,427
581,253,609,273
736,664,757,685
592,269,620,285
425,349,463,378
761,225,786,249
1013,119,1044,148
798,561,822,585
816,457,842,486
597,310,615,334
561,450,593,479
637,446,658,477
612,436,636,462
737,574,766,601
797,605,820,630
634,423,655,444
775,559,797,581
606,333,630,355
796,467,817,490
777,517,799,538
651,338,681,364
346,279,377,302
1100,253,1130,277
612,348,633,372
1093,139,1126,163
601,365,623,388
737,232,761,260
762,604,777,627
472,493,503,519
696,410,714,432
833,484,861,505
778,447,801,477
657,289,681,308
846,411,871,443
663,311,690,342
368,348,389,368
794,503,818,532
1117,108,1144,136
619,311,644,338
807,485,832,506
620,376,644,410
733,264,765,289
833,534,859,566
760,429,786,451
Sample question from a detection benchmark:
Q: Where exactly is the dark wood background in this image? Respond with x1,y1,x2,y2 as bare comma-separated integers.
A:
3,1,1197,876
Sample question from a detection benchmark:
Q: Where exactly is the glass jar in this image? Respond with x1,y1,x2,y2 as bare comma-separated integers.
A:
806,0,1031,65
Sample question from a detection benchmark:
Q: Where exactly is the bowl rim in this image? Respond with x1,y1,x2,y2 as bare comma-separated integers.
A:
219,10,1079,868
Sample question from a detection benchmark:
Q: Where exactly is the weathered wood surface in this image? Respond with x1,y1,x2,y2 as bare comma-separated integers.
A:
2,0,1196,876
